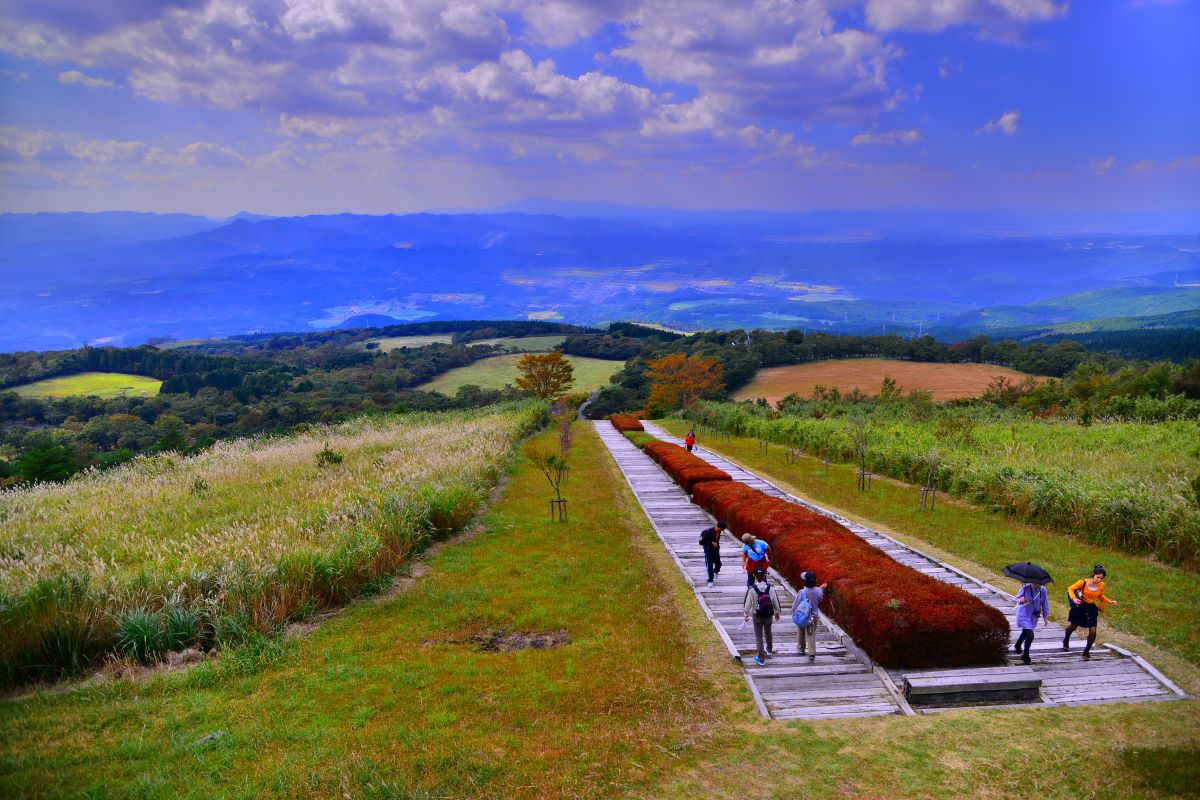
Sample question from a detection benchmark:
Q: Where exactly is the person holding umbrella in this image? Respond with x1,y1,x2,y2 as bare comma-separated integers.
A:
1004,562,1052,665
1063,564,1118,659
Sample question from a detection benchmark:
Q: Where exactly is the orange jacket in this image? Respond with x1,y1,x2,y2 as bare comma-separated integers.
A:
1068,579,1114,610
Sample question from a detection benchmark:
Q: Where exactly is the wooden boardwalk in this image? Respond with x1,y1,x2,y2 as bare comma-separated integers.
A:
596,420,1187,720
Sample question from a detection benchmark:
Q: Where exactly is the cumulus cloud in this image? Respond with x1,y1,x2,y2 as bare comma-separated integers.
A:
57,70,116,89
0,127,246,169
851,129,923,146
978,110,1020,136
865,0,1068,35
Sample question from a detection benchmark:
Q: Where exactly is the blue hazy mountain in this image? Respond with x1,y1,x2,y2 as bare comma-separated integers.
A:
2,209,1198,351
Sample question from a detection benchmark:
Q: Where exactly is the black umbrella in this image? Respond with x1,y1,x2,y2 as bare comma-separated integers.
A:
1002,562,1053,585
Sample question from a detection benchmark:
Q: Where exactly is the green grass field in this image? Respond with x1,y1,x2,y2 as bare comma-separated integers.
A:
2,423,1198,799
359,334,455,350
10,372,162,399
421,354,621,395
472,334,566,352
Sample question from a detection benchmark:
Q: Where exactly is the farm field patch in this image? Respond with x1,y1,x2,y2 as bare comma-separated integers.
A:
736,358,1041,403
472,334,566,352
9,371,162,399
360,333,455,350
691,402,1200,569
421,354,621,394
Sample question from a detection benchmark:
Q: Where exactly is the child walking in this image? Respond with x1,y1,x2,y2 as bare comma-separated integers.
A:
1013,581,1049,664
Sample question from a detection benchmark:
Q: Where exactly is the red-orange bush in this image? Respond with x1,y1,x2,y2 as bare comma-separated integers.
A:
609,414,644,432
643,441,732,493
674,465,1007,667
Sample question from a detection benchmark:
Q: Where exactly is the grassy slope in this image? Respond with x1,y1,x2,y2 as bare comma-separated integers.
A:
2,424,1198,799
421,354,621,394
0,424,721,799
659,418,1200,672
734,358,1038,404
11,372,162,399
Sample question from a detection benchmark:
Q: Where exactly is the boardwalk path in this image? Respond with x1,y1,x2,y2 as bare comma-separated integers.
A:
595,421,1186,720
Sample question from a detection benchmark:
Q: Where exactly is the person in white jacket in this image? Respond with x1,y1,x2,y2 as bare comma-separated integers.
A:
743,568,782,665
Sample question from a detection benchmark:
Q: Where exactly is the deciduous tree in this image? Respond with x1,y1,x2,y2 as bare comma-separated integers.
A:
515,352,575,399
645,353,724,413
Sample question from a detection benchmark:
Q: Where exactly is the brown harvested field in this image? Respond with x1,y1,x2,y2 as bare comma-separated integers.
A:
735,358,1041,404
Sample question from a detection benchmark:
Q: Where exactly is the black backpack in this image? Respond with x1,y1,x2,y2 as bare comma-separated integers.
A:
754,584,774,618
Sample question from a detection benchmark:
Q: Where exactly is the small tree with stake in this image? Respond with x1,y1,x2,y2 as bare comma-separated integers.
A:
851,416,872,491
523,441,568,522
920,448,939,510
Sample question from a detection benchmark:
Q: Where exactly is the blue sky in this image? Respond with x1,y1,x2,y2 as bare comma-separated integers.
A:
0,0,1196,216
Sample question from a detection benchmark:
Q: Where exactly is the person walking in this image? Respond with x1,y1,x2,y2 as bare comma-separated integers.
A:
743,568,782,665
698,520,725,588
740,533,770,586
1013,581,1050,665
791,571,826,661
684,430,696,452
1063,565,1118,659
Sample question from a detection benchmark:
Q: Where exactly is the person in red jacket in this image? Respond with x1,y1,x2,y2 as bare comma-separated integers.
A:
684,430,696,452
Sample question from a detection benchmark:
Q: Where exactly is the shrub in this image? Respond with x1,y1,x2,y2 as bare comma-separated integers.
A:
609,414,644,432
643,441,732,493
622,431,657,449
116,608,166,664
315,444,344,467
163,601,204,651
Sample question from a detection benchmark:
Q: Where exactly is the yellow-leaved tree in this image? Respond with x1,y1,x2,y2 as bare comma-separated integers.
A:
645,353,724,414
515,352,575,399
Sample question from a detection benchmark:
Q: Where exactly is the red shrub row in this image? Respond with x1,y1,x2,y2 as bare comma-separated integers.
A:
689,476,1008,668
609,414,644,432
643,441,732,494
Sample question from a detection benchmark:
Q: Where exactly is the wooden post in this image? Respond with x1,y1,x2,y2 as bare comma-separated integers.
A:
757,438,768,453
549,498,568,522
857,470,872,491
920,486,936,510
823,459,830,474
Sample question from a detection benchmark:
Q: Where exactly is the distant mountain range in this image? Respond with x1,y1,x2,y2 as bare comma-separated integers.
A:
1,207,1197,352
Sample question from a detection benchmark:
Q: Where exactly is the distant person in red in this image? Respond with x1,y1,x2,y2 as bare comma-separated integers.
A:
685,430,696,452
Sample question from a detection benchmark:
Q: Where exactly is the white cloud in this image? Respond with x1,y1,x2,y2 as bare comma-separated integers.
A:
865,0,1068,35
1090,156,1116,174
851,129,923,146
56,69,116,89
977,110,1020,136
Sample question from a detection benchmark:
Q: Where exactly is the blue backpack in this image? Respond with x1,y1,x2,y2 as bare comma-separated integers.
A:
791,588,815,628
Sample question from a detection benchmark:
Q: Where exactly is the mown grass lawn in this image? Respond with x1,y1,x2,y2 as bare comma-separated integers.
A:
3,423,1198,800
659,418,1200,673
10,372,162,399
421,354,621,394
473,335,566,352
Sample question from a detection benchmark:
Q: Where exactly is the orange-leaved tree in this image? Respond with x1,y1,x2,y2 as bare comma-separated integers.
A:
646,353,724,414
515,351,575,399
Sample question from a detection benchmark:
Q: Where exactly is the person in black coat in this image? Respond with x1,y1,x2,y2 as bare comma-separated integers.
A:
699,520,725,587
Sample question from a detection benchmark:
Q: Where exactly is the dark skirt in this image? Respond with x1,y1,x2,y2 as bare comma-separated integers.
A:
1068,600,1099,628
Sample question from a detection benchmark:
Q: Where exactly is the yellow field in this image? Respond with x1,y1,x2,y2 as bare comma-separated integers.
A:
736,358,1040,403
10,372,162,399
421,354,620,394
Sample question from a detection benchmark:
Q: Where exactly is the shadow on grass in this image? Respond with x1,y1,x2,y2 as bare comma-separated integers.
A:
1121,746,1200,798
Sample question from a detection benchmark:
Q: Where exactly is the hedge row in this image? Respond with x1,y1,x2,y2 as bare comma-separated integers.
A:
609,414,644,432
689,484,1010,668
642,441,732,493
